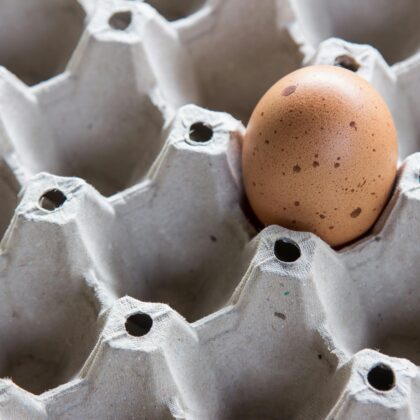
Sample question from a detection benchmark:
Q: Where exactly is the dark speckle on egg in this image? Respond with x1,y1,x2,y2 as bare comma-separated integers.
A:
282,85,297,96
351,208,362,218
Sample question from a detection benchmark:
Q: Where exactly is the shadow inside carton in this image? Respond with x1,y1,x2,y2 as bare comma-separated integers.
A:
186,0,303,124
46,93,165,197
369,313,420,366
0,0,86,86
125,247,248,323
145,0,206,21
291,0,420,65
0,282,100,394
112,219,251,323
219,353,337,420
0,166,18,241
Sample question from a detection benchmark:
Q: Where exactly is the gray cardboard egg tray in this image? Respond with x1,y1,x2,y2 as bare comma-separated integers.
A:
0,0,420,419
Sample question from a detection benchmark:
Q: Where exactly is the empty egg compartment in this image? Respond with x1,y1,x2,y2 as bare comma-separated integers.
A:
32,16,166,196
143,0,207,22
0,0,88,86
175,0,303,123
289,0,420,65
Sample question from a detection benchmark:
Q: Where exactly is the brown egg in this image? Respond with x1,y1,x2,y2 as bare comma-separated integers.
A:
242,65,398,247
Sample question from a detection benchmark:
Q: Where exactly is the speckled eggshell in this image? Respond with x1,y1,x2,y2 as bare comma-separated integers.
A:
242,65,398,247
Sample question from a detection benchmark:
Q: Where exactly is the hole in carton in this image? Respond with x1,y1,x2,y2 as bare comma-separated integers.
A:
274,238,301,262
39,189,67,211
125,313,153,337
334,55,360,72
290,0,420,64
189,122,213,143
367,363,395,391
0,0,86,85
144,0,206,21
109,11,132,30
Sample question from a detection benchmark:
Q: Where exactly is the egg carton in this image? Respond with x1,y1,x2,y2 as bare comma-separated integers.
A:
0,0,420,419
